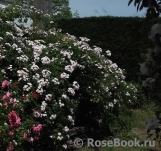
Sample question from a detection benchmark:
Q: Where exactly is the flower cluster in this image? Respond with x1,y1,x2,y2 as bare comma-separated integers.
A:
8,110,21,129
0,4,139,151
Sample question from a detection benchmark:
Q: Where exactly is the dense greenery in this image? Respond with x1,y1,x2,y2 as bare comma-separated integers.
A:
0,4,141,151
128,0,161,19
128,0,161,145
8,0,79,19
55,16,160,82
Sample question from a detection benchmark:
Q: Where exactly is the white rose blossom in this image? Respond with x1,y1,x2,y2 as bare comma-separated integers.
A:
60,72,69,79
31,63,39,71
50,114,57,120
73,81,79,90
68,88,75,96
45,94,52,101
52,78,60,84
23,83,32,91
41,56,51,64
41,69,51,78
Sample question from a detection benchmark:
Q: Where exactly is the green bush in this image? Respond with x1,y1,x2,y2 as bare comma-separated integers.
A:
139,23,161,114
0,4,139,151
55,16,161,82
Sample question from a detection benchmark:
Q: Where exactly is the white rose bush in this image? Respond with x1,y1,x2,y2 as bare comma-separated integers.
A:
0,4,139,151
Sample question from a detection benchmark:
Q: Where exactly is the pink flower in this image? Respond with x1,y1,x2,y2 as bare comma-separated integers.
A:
2,80,9,88
23,133,27,139
1,94,8,101
6,92,11,97
7,142,14,151
29,137,34,143
8,111,21,129
9,131,14,136
9,98,14,104
1,92,11,101
2,102,8,108
9,98,18,107
32,91,39,99
32,124,42,133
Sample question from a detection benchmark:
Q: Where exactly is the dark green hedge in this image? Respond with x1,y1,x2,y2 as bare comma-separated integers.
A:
55,16,161,82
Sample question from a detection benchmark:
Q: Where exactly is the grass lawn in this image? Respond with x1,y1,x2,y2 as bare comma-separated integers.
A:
75,103,160,151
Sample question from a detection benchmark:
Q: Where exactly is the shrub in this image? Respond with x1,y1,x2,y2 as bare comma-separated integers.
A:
139,23,161,111
0,4,138,151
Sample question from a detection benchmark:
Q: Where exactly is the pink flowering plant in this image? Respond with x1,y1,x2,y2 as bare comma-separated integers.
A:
0,4,139,151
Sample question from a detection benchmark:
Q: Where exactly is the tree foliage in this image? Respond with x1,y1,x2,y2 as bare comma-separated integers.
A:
51,0,74,18
128,0,161,145
128,0,161,19
15,0,79,19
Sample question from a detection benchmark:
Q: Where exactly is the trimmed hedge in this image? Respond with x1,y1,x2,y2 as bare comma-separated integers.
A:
55,16,161,82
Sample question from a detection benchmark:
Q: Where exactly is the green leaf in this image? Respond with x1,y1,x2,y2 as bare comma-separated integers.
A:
134,0,142,7
140,3,144,11
137,2,140,11
128,0,133,6
134,0,138,6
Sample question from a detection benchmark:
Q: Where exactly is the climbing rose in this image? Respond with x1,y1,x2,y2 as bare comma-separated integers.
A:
8,111,21,129
2,80,9,88
1,92,11,101
23,133,28,139
32,124,42,133
32,91,39,99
